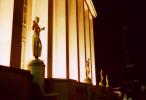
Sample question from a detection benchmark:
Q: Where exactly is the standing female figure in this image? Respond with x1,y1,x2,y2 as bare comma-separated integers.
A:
32,17,45,59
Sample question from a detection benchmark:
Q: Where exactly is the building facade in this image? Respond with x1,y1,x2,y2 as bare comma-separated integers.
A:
0,0,97,85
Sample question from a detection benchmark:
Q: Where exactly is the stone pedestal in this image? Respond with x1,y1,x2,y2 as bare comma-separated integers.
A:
84,77,92,85
27,59,45,93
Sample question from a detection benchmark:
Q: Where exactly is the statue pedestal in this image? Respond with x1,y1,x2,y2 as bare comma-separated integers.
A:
27,59,45,93
84,77,92,84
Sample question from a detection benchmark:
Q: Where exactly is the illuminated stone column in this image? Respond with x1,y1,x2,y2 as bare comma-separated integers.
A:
77,0,86,82
67,0,78,80
0,0,14,66
52,0,67,78
89,13,96,85
84,3,92,79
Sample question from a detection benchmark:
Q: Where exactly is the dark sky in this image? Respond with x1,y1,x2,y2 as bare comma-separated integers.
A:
93,0,146,85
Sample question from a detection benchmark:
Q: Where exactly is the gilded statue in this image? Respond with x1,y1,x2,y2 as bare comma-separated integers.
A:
99,69,104,87
32,17,45,59
84,58,92,84
85,58,91,78
106,75,109,87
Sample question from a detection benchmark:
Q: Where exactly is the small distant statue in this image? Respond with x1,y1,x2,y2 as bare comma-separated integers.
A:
32,17,45,59
106,75,109,87
84,58,92,84
85,58,91,78
99,69,104,87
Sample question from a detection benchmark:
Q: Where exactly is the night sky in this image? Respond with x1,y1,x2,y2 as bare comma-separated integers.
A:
93,0,146,85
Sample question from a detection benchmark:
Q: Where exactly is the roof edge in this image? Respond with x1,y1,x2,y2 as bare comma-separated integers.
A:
85,0,97,17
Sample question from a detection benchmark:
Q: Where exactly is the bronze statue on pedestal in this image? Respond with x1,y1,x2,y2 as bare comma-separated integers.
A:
28,17,45,93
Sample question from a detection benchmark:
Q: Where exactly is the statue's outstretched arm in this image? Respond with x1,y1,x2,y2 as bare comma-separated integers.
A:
41,27,45,30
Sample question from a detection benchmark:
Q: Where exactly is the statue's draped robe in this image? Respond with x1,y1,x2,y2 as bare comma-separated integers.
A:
32,22,42,58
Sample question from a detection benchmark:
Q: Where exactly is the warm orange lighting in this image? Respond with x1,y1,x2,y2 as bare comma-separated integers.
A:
89,13,96,85
68,0,78,80
52,0,67,78
0,0,14,66
77,0,86,82
92,60,96,85
20,0,97,81
84,2,92,79
84,2,88,11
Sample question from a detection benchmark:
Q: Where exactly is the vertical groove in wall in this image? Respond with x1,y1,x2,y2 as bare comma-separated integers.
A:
47,0,53,78
10,0,24,68
66,0,69,79
76,0,80,82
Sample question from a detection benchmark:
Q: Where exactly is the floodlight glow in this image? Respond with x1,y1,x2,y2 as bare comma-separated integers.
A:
68,0,78,81
0,0,14,66
52,0,67,78
77,0,86,82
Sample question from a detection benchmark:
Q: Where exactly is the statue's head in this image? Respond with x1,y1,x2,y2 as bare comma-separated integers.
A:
100,69,103,73
34,16,39,23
